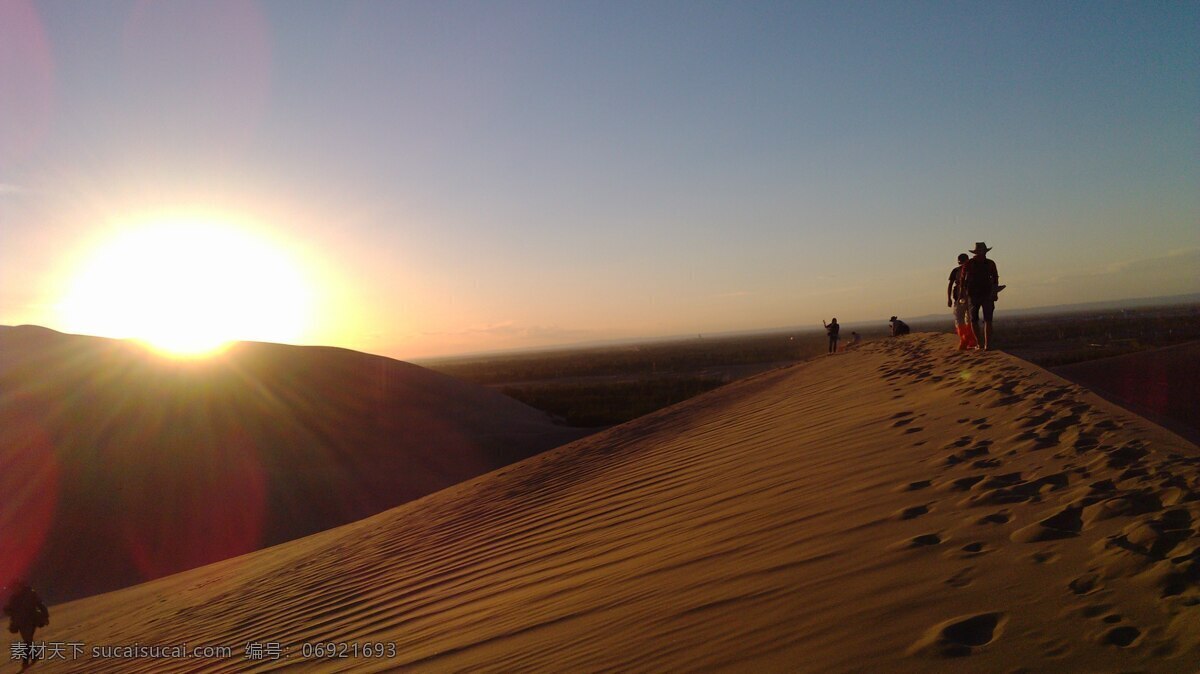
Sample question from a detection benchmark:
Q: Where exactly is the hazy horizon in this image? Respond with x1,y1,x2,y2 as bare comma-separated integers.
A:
2,1,1196,359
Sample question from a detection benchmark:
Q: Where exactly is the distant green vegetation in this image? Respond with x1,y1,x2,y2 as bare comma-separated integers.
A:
423,303,1200,427
423,327,890,427
502,377,727,427
422,329,875,384
998,303,1200,368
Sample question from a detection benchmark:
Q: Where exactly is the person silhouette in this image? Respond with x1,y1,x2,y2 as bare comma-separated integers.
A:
962,242,1000,350
822,318,840,354
948,253,978,350
4,580,49,667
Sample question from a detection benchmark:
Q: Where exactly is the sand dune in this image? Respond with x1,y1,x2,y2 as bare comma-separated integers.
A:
0,326,586,603
32,333,1200,672
1053,341,1200,446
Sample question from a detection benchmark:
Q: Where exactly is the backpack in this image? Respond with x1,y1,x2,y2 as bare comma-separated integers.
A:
963,257,995,296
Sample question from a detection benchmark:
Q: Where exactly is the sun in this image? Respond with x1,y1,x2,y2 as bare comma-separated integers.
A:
57,217,314,357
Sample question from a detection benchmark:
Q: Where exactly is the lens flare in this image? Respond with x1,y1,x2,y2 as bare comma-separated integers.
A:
0,400,60,585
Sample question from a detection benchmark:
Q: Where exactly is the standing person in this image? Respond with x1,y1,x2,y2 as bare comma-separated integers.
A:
822,318,840,354
962,242,1000,350
4,580,49,666
947,253,978,350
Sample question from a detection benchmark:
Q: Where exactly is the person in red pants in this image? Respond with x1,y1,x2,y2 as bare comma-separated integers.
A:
948,253,977,350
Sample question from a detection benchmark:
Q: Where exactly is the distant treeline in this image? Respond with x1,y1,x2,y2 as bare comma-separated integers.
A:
423,329,886,385
425,303,1200,427
999,303,1200,368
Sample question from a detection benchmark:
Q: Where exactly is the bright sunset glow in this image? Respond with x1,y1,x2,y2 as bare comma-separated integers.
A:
1,3,1196,359
57,218,313,357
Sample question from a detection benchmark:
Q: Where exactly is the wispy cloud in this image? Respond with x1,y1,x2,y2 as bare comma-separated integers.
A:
1036,247,1200,286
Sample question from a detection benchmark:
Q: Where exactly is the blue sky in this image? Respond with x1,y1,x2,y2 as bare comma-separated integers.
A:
2,1,1197,357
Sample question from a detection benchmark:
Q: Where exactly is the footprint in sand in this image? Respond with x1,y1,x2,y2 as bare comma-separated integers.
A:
910,533,943,547
1011,505,1083,543
1018,411,1054,429
897,504,932,520
1069,574,1103,596
957,542,993,557
945,444,991,467
1039,638,1072,658
1100,625,1141,648
945,567,974,588
1104,442,1150,469
991,394,1023,407
977,510,1011,525
909,612,1006,657
1076,603,1114,618
943,436,973,450
943,475,985,491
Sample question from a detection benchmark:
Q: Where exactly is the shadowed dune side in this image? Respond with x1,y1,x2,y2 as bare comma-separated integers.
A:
37,333,1200,672
1052,341,1200,445
0,326,587,603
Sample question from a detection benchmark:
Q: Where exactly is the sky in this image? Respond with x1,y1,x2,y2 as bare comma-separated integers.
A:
1,0,1197,359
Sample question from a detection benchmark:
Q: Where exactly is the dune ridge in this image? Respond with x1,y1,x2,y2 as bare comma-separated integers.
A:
0,326,586,603
1052,340,1200,446
37,333,1200,672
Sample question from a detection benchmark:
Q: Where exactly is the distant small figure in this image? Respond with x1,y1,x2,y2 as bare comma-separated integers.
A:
849,331,861,348
948,253,978,350
961,242,1000,350
889,316,910,337
822,318,840,354
4,580,49,666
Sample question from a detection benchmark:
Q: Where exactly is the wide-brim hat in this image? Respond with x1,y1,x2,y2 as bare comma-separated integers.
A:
968,242,992,254
889,316,897,322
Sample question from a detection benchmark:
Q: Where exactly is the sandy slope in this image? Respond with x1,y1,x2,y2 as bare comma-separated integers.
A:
32,333,1200,672
1053,341,1200,446
0,326,585,603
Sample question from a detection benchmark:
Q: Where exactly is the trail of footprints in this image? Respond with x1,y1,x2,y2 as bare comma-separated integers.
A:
876,337,1200,660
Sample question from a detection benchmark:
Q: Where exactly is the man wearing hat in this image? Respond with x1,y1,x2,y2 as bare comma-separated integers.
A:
961,242,1000,350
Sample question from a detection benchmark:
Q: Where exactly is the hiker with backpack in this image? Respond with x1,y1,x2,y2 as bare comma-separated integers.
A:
961,242,1000,351
948,253,978,350
4,580,49,666
889,316,910,337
